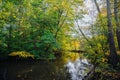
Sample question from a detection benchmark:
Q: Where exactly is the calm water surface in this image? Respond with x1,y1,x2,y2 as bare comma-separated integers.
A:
0,56,92,80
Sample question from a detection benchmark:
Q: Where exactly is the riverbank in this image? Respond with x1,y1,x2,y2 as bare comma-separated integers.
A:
89,65,120,80
0,56,57,63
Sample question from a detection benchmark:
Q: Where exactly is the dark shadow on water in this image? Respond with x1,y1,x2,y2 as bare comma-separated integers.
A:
0,60,67,80
0,62,7,80
0,54,92,80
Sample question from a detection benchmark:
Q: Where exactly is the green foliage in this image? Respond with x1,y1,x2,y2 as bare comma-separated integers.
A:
0,0,81,59
80,11,110,68
81,2,120,67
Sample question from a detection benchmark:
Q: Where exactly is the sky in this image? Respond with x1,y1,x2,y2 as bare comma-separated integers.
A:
79,0,104,26
73,0,105,37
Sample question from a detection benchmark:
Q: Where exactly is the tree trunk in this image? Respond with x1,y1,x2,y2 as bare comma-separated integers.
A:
94,0,101,13
114,0,120,50
8,25,12,53
106,0,118,66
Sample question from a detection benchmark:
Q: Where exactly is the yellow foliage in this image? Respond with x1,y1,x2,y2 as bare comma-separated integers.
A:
70,54,79,62
67,52,79,62
69,40,80,50
97,43,101,48
105,51,109,56
101,58,108,62
100,8,107,17
53,6,58,10
99,35,105,39
61,52,80,63
61,1,65,6
9,51,34,59
62,57,69,63
117,51,120,54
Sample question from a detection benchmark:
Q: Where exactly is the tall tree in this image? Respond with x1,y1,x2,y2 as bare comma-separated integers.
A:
106,0,118,66
114,0,120,50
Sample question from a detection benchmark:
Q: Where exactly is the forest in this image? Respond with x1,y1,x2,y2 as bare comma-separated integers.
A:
0,0,120,80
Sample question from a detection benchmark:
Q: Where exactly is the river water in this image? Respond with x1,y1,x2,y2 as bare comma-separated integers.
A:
0,54,93,80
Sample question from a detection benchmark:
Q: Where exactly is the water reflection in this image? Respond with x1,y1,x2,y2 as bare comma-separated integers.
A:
0,60,67,80
0,54,92,80
0,63,7,80
65,59,93,80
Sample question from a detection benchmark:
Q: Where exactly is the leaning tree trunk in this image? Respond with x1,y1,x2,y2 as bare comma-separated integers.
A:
114,0,120,50
94,0,101,13
106,0,118,66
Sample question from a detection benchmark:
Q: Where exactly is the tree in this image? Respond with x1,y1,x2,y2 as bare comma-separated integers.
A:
0,0,84,59
114,0,120,50
106,0,118,66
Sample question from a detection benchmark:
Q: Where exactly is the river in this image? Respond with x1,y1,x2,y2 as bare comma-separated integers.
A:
0,53,93,80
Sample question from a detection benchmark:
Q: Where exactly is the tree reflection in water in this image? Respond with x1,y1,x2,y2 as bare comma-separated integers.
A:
65,59,93,80
0,57,92,80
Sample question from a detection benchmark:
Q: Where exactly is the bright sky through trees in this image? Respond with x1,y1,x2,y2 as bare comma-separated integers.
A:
80,0,104,26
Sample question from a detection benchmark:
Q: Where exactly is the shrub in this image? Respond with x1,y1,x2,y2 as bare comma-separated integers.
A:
9,51,34,59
